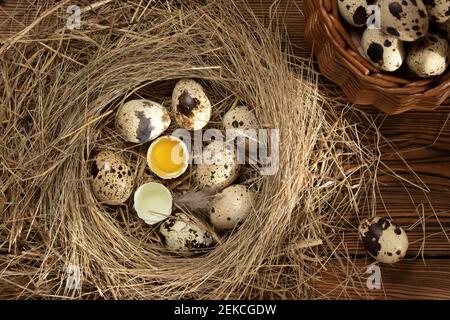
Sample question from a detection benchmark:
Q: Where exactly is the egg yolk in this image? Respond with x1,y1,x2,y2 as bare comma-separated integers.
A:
149,138,186,175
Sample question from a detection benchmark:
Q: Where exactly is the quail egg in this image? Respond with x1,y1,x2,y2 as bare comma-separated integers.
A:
379,0,429,41
222,105,258,135
359,216,409,264
210,185,254,230
160,212,214,255
194,141,239,191
172,79,212,131
338,0,377,27
115,99,171,144
90,150,134,205
407,32,450,77
423,0,450,23
361,28,406,71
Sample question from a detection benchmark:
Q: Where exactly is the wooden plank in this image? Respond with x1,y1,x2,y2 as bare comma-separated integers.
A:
314,259,450,299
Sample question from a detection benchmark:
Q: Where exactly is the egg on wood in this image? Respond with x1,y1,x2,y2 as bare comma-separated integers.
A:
172,79,212,131
361,28,406,71
194,141,239,191
379,0,429,41
210,185,254,230
115,99,171,144
90,150,134,205
337,0,377,27
423,0,450,23
407,32,450,77
159,212,214,255
359,216,409,264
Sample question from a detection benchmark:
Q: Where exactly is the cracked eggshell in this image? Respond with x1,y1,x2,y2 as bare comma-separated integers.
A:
115,99,171,144
194,141,239,191
210,185,254,230
361,28,405,71
359,216,409,264
407,33,450,77
160,212,214,255
338,0,376,27
90,151,134,205
134,182,172,225
423,0,450,23
172,79,212,131
379,0,429,41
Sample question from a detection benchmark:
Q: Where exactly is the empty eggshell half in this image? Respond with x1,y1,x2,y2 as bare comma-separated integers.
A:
115,99,171,144
134,182,173,225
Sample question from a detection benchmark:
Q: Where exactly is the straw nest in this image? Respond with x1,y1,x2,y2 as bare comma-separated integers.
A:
0,0,380,299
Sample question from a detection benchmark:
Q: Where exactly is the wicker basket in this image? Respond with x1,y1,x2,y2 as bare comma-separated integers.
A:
304,0,450,114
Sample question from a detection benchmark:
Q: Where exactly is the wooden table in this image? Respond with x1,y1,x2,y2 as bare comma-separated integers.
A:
1,0,449,299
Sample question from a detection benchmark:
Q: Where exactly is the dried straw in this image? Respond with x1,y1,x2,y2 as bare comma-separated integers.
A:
0,0,380,299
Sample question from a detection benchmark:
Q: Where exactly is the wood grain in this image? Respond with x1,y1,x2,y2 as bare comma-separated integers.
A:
1,0,450,299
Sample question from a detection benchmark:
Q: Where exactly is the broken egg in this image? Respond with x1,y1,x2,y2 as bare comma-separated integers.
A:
361,28,405,71
379,0,429,41
407,32,450,77
90,150,134,205
171,79,212,131
134,182,172,225
194,141,239,191
159,212,214,255
210,184,254,230
359,216,409,264
115,99,170,144
147,135,189,180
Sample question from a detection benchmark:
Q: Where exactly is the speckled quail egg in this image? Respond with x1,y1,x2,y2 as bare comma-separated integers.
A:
351,30,367,57
159,212,214,255
115,99,170,144
437,19,450,40
359,216,409,264
361,28,406,71
222,105,258,134
172,79,212,131
90,150,134,205
210,185,255,230
423,0,450,23
379,0,429,41
338,0,377,27
407,32,450,77
194,141,239,191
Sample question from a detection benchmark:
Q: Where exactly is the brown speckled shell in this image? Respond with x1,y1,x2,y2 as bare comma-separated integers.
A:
90,150,134,205
195,141,239,191
115,99,170,144
222,105,258,132
171,79,212,131
159,212,213,255
424,0,450,23
358,216,409,264
210,185,254,230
